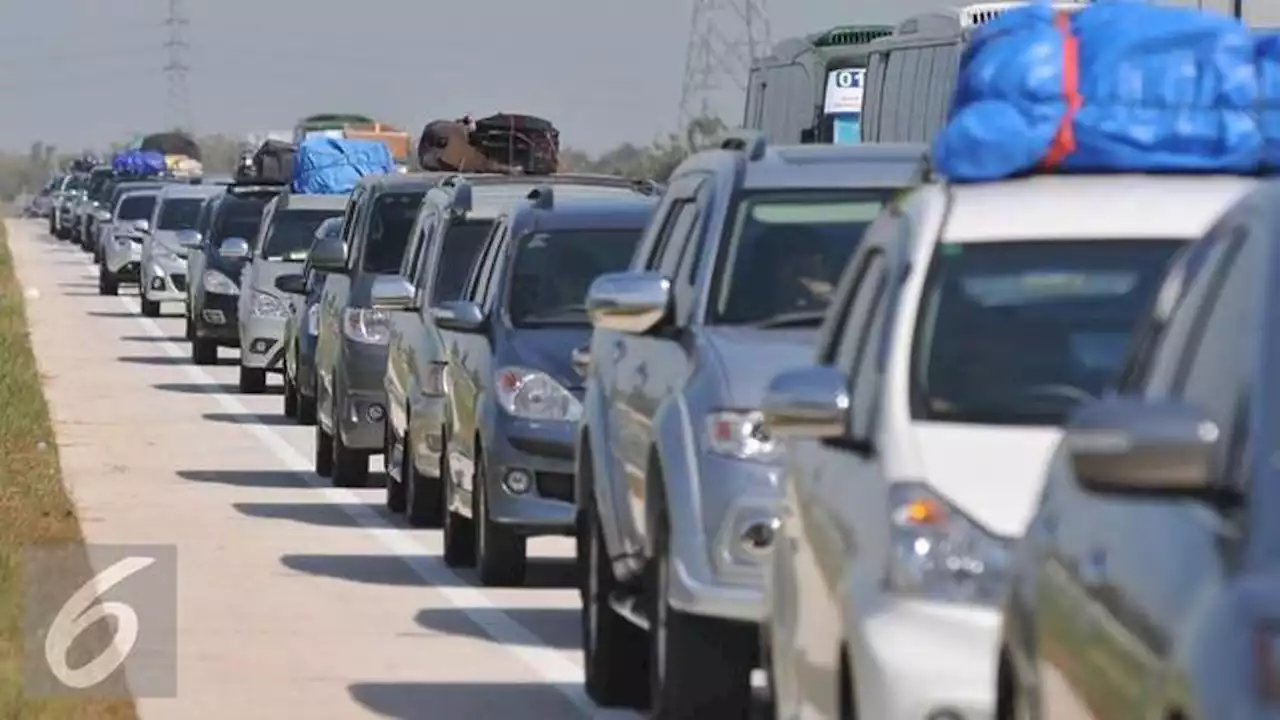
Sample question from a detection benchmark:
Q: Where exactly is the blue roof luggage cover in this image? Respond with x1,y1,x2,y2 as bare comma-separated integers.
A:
112,149,167,177
1254,32,1280,169
291,137,395,194
932,0,1261,182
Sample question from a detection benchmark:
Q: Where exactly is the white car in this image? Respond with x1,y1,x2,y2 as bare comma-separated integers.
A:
98,188,160,297
758,173,1254,720
139,184,224,317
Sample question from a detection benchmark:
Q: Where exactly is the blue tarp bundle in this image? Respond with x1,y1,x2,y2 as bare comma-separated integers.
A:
1254,32,1280,168
111,149,167,177
932,0,1262,181
291,137,394,194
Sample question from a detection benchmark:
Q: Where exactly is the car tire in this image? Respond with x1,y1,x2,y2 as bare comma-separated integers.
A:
315,422,334,478
93,245,103,265
441,431,476,567
140,298,161,317
238,366,266,394
331,427,370,488
283,375,299,418
474,453,527,587
582,496,649,709
298,391,317,425
646,501,753,718
191,337,217,366
97,265,118,296
404,415,443,528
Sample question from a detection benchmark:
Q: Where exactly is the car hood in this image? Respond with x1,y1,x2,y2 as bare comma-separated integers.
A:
506,326,592,390
149,230,191,257
250,259,303,294
700,326,819,408
904,421,1063,538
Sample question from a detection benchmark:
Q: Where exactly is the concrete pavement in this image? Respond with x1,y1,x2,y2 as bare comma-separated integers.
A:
7,219,640,719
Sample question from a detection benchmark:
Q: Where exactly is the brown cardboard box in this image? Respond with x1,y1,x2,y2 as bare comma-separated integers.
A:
343,123,411,163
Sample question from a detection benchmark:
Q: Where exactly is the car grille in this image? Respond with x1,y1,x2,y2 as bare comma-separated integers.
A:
534,472,574,502
171,274,186,292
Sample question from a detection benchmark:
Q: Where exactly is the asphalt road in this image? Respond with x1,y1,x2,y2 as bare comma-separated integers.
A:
7,219,647,719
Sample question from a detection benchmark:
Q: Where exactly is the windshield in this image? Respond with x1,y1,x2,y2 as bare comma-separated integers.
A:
116,195,156,221
429,221,493,305
910,239,1185,426
157,198,204,230
66,175,89,191
509,228,644,326
261,209,344,260
212,197,268,242
89,172,113,201
712,191,889,326
362,190,425,273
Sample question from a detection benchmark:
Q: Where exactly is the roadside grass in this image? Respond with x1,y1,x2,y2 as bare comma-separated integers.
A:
0,222,137,718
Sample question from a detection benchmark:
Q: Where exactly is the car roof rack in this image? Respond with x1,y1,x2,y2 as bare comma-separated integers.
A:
719,130,767,161
226,181,287,197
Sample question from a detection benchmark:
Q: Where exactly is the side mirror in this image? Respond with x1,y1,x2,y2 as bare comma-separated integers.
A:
176,230,203,249
133,219,151,234
308,233,347,272
762,365,851,439
370,275,418,311
1064,397,1218,495
430,300,487,333
586,271,671,334
274,273,307,295
218,237,251,260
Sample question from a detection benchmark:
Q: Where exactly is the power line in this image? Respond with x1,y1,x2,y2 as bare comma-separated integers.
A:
163,0,192,132
679,0,771,128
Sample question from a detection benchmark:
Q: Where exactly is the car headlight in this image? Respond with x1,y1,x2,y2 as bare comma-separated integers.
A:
705,410,780,461
885,482,1014,607
305,304,320,336
251,291,288,318
94,209,111,222
202,270,239,295
342,307,389,345
494,366,582,421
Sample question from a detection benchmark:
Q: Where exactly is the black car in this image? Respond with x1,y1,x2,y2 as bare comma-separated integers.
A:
187,184,283,365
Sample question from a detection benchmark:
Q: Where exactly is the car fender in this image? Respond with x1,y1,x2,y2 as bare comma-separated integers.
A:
645,392,704,566
577,378,643,572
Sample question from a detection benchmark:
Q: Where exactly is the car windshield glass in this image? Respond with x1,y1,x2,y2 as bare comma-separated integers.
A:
910,239,1185,426
157,198,204,230
66,176,89,191
362,190,425,273
89,172,113,201
712,191,890,327
116,195,156,221
508,228,644,326
212,197,267,242
262,209,344,260
429,221,493,305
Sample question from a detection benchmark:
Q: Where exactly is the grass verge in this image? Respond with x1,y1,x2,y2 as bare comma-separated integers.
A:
0,222,137,718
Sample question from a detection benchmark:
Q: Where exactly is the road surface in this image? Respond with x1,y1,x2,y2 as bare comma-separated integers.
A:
7,219,644,719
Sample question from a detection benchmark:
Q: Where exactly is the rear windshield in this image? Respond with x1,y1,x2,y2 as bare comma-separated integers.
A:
429,221,493,305
157,197,204,230
508,228,644,326
261,208,345,260
910,239,1185,426
116,195,156,221
361,190,425,273
89,172,114,201
711,191,890,327
212,197,268,242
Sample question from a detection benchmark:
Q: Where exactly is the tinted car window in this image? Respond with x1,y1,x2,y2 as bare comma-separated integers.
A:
212,197,269,243
117,195,157,221
157,197,204,230
711,192,890,325
261,209,344,260
362,190,426,272
429,220,494,305
88,172,114,202
508,228,644,326
910,239,1184,426
66,175,89,191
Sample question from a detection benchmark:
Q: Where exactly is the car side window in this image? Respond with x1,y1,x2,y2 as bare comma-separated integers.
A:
405,210,439,285
848,256,892,438
342,188,368,270
819,212,903,363
475,229,510,312
468,221,507,307
826,250,888,439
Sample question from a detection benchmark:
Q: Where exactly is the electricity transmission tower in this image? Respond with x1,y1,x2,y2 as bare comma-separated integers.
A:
678,0,771,130
162,0,192,132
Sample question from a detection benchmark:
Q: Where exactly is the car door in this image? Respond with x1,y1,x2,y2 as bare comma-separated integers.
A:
239,200,276,329
317,186,367,424
608,173,710,549
387,207,439,434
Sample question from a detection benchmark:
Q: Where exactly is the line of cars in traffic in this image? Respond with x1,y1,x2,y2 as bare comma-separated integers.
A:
34,125,1275,719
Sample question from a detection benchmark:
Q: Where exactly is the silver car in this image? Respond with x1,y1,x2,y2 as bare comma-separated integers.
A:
139,184,223,317
98,189,160,296
234,192,348,394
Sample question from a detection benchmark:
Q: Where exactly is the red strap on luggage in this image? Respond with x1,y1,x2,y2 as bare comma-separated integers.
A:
1040,11,1081,168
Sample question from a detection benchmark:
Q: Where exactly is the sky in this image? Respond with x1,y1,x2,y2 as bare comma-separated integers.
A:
0,0,919,156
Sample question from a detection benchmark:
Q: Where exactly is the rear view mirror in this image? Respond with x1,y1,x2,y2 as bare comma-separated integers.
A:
370,275,418,311
586,271,671,335
762,365,850,439
218,237,251,260
308,233,346,272
176,230,202,249
1064,397,1218,495
430,300,487,333
275,273,306,295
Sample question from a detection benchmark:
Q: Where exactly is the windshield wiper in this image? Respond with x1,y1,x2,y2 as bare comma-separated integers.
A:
752,309,827,328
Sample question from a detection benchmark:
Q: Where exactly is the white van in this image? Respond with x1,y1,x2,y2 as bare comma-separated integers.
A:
860,1,1086,143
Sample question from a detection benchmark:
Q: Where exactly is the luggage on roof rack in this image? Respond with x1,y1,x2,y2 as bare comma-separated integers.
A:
932,0,1262,181
418,114,561,175
253,139,296,185
291,137,394,194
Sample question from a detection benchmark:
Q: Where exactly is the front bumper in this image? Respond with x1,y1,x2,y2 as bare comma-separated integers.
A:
851,598,999,720
195,292,241,345
335,341,390,451
482,415,577,535
241,316,287,370
142,257,188,301
105,239,142,273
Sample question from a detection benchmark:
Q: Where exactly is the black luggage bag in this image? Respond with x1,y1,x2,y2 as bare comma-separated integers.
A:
252,140,296,184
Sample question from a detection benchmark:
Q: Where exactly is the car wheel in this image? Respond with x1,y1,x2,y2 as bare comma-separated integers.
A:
97,265,118,296
191,337,217,366
331,425,370,488
404,415,443,528
385,424,406,513
315,422,334,478
441,429,476,567
646,501,753,718
582,491,649,708
140,297,161,317
238,366,266,394
283,375,299,418
474,453,527,586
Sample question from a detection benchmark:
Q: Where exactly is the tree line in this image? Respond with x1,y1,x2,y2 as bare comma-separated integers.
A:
0,116,730,201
